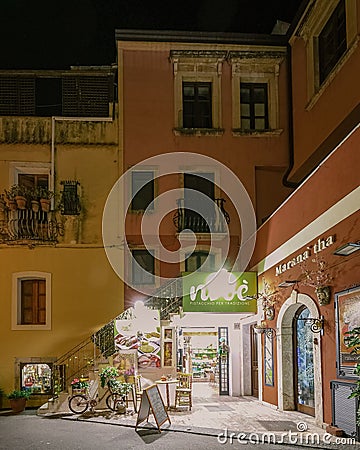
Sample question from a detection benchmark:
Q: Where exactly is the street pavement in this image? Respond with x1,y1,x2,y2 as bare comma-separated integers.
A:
0,411,359,450
1,383,359,449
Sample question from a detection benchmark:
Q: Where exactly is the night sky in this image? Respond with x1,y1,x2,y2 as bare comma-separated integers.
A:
1,0,303,69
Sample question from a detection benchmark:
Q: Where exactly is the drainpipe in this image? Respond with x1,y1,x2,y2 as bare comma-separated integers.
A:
282,43,300,189
50,116,113,208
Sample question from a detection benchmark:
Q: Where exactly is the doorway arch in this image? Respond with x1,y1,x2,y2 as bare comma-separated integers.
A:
276,290,323,426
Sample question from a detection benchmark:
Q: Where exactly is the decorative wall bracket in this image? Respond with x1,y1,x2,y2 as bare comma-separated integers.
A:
297,316,324,334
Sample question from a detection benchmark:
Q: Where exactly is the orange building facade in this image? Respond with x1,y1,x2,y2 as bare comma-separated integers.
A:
116,0,360,435
249,0,360,435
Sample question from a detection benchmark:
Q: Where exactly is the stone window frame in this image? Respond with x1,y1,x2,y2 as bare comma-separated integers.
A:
14,357,57,392
12,271,52,330
230,50,285,137
170,50,226,136
295,0,358,110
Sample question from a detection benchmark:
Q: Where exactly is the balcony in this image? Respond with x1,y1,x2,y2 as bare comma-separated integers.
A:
0,207,64,244
173,198,230,234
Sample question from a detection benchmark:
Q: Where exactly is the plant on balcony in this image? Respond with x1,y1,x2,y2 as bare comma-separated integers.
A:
300,256,333,305
38,187,54,212
344,327,360,425
258,277,278,321
4,185,23,210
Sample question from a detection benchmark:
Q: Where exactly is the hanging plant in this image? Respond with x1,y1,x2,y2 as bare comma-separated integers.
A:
258,277,278,321
300,256,333,305
99,366,119,388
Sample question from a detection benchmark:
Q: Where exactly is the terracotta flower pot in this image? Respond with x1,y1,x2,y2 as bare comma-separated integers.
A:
31,200,40,213
15,196,27,209
7,200,17,211
9,397,26,413
40,199,51,212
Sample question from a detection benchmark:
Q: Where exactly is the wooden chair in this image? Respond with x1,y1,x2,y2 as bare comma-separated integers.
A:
175,373,192,410
134,375,143,408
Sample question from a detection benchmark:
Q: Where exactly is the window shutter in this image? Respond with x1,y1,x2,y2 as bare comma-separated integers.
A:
0,77,35,115
62,76,111,117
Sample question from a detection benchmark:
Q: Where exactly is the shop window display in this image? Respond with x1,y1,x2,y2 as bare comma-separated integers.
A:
21,363,52,394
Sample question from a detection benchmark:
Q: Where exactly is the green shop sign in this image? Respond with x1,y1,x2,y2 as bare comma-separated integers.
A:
182,269,257,313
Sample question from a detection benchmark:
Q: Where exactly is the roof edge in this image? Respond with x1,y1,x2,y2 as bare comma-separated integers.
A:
115,29,287,46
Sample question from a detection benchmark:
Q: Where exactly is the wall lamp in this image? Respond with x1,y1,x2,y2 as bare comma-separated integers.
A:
333,242,360,256
278,280,299,288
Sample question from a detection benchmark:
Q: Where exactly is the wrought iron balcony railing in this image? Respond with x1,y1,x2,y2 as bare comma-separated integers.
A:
0,207,64,244
173,197,230,233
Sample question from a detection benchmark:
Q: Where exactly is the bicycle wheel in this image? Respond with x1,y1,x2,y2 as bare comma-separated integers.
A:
68,395,88,414
106,393,124,412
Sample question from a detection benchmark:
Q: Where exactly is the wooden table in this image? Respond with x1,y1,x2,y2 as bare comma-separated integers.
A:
155,379,178,409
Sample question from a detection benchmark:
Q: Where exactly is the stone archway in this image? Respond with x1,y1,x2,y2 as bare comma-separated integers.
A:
276,290,324,426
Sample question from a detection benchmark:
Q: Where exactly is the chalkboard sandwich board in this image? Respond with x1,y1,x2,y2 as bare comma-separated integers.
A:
135,384,171,433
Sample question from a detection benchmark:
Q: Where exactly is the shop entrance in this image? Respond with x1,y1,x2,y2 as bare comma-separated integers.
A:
293,306,315,416
250,325,259,397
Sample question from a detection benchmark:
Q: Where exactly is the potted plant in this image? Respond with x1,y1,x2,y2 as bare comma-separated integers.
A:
107,379,133,414
99,366,119,389
38,187,54,213
4,186,18,211
344,327,360,426
28,186,41,213
70,377,89,395
7,389,31,413
5,185,29,209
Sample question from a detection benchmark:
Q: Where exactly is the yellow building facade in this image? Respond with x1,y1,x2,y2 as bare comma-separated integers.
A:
0,67,124,407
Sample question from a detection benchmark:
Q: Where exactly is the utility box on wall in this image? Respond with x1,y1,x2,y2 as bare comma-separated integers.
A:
331,380,359,440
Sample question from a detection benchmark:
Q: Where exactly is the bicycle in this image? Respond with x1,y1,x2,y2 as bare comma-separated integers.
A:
68,379,124,414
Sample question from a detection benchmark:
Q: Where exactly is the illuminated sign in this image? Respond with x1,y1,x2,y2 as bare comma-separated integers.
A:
182,269,257,313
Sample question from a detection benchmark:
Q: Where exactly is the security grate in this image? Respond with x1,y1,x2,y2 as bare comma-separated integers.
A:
331,380,360,439
60,180,81,215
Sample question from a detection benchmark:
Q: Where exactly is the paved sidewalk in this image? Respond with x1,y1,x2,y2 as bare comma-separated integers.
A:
57,383,359,448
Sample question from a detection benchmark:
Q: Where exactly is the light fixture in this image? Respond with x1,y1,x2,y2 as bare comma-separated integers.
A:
278,280,299,288
333,242,360,256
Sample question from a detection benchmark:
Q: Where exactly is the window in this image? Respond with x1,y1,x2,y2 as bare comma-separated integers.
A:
182,82,212,128
60,180,81,215
21,279,46,325
318,0,346,84
240,83,269,131
131,171,155,211
230,50,285,134
183,173,215,233
170,50,225,134
185,251,215,272
12,272,51,330
18,173,49,191
21,363,52,394
35,78,62,116
132,249,155,285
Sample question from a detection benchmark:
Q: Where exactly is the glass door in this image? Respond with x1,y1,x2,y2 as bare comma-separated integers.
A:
294,307,315,416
